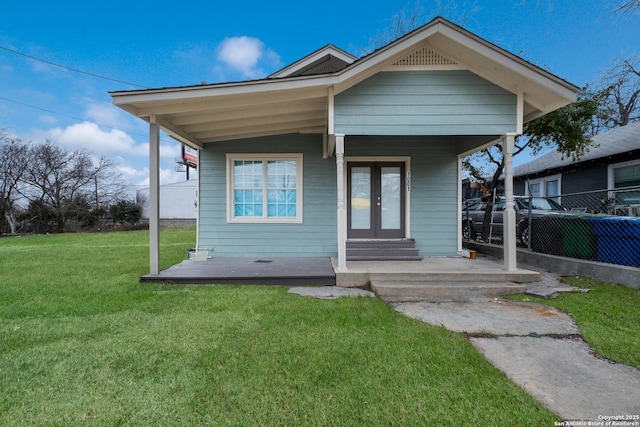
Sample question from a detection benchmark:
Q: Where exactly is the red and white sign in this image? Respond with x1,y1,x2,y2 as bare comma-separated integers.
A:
183,145,198,168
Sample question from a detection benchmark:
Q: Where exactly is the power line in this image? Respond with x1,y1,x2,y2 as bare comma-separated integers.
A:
0,45,149,89
0,96,175,145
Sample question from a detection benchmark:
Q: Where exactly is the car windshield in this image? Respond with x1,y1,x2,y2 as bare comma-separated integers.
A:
516,197,565,211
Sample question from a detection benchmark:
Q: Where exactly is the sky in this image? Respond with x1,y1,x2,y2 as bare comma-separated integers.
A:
1,0,638,196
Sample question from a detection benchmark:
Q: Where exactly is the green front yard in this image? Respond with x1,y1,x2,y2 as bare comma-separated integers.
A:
0,227,559,425
511,276,640,370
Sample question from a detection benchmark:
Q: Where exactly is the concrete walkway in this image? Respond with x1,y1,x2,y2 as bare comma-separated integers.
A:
290,267,640,421
391,266,640,422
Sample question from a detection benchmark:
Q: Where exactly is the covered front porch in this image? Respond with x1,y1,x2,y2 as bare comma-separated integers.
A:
141,255,540,296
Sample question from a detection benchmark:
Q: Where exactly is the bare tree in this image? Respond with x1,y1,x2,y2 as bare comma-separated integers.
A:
0,131,31,233
21,140,125,232
612,0,640,15
594,56,640,131
363,0,480,54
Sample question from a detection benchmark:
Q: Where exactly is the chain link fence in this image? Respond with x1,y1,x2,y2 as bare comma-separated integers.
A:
463,186,640,268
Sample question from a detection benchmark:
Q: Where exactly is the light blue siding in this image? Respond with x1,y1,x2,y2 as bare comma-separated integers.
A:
346,136,459,256
335,71,517,135
197,134,337,257
199,134,463,257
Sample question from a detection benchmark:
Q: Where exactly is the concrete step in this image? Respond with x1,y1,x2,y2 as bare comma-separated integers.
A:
371,280,526,302
347,255,423,261
347,248,420,257
347,240,416,248
369,270,539,283
346,239,421,261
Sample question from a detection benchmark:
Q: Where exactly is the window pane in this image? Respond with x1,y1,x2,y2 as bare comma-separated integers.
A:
614,164,640,188
232,157,299,220
266,160,297,217
545,180,559,197
267,189,296,217
233,160,264,217
529,183,541,197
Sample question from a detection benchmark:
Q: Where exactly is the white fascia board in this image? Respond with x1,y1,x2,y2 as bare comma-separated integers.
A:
436,24,578,101
111,75,338,107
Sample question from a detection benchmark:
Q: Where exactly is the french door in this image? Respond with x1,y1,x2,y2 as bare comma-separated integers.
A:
347,162,405,239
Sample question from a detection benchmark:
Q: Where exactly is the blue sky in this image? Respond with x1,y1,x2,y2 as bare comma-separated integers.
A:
1,0,638,194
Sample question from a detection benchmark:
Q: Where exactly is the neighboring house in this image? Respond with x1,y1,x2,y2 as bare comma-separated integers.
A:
137,180,197,219
110,17,577,274
514,122,640,212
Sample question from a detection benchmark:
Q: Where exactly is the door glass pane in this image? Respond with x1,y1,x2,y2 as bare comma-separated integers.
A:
381,167,401,229
351,167,371,230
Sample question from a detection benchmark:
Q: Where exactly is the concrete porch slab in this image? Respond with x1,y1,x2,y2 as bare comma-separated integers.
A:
332,256,540,287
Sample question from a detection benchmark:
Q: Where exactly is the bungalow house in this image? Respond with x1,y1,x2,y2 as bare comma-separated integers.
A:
110,17,578,276
514,121,640,213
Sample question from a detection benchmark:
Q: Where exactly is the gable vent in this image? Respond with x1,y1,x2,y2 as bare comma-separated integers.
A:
392,47,458,67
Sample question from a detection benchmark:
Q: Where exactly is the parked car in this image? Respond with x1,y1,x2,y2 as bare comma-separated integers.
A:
462,196,569,245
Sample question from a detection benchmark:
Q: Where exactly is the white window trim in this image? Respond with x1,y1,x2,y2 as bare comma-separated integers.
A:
608,159,640,189
226,153,303,224
525,174,562,198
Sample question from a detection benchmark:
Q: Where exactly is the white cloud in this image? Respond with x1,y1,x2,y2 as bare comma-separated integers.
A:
39,114,57,124
47,121,182,161
84,102,134,130
216,36,281,79
47,121,138,154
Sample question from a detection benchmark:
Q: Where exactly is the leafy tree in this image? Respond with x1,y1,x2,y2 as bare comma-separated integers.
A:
463,89,599,241
110,200,142,225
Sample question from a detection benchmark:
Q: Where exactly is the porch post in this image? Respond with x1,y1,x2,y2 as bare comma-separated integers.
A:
502,133,517,272
149,118,160,275
335,134,347,271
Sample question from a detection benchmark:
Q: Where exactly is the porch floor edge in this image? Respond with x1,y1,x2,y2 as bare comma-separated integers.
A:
139,257,336,286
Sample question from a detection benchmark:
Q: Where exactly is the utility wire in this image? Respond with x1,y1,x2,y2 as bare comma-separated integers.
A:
0,96,174,145
0,45,149,89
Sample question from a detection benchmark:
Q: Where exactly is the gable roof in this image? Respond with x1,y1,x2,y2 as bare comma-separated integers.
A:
514,121,640,177
110,17,579,149
268,45,356,78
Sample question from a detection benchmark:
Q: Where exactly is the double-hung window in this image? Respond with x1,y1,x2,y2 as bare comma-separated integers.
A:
526,174,561,203
227,154,303,223
609,159,640,206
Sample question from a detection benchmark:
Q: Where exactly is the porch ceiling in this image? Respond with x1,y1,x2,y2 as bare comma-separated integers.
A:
113,82,331,148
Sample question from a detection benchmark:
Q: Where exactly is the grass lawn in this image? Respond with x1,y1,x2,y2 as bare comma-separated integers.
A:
0,227,557,425
510,276,640,370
